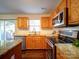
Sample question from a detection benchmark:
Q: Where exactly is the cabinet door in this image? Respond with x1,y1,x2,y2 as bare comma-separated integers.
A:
17,17,28,29
32,36,47,49
68,0,79,25
26,36,34,49
26,36,47,49
56,0,66,13
35,36,44,49
41,17,52,29
40,36,47,49
34,36,41,49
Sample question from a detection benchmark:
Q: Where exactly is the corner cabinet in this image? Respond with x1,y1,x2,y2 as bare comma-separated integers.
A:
41,17,52,29
17,17,29,29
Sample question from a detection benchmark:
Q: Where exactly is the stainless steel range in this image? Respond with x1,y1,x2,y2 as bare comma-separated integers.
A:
58,30,79,43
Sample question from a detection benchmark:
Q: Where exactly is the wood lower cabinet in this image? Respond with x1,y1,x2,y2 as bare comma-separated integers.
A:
0,43,22,59
26,36,34,49
41,17,52,29
26,36,47,49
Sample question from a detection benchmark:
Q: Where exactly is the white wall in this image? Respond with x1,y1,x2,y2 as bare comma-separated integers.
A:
0,14,50,19
0,14,79,36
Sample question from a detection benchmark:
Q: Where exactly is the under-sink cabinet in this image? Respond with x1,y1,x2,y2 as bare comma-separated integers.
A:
26,36,48,49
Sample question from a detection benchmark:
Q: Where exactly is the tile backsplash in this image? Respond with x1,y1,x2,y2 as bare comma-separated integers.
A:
15,29,54,36
15,26,79,36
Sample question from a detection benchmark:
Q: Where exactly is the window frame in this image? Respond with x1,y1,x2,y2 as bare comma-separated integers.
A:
28,20,41,32
0,19,16,40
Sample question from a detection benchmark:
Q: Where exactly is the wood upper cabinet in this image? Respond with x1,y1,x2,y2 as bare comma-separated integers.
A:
56,0,66,13
26,36,47,49
50,0,66,18
17,17,29,29
51,0,79,26
68,0,79,25
41,17,52,29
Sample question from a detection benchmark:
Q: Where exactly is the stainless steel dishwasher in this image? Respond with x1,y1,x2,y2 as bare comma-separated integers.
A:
14,36,26,50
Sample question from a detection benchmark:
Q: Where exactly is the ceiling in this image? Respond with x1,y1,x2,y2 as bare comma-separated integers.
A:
0,0,61,14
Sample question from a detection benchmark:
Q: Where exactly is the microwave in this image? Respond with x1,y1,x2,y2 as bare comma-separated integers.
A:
53,8,68,27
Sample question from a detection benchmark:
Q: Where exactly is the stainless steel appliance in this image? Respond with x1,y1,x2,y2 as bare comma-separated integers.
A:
53,7,79,28
53,8,68,27
49,30,79,59
48,37,56,59
58,30,79,43
14,36,26,50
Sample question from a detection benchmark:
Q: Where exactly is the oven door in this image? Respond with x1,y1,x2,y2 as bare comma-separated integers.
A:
58,34,74,43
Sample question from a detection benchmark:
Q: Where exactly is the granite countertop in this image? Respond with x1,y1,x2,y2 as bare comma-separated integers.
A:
14,34,27,36
55,43,79,59
14,33,54,37
46,39,79,59
14,34,54,37
0,39,22,56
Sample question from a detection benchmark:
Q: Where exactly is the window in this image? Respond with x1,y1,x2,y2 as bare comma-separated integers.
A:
0,20,4,40
0,19,16,40
29,20,41,32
